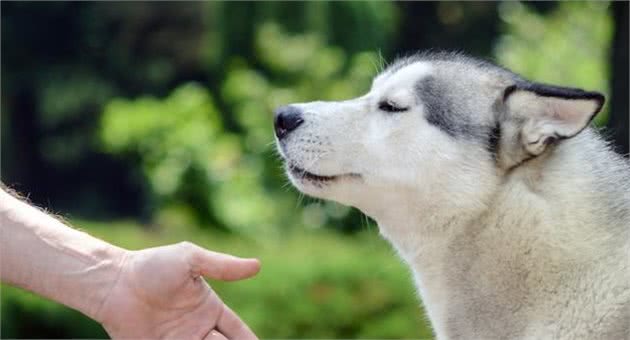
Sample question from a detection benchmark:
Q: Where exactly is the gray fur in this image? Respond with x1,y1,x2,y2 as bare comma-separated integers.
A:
416,75,487,141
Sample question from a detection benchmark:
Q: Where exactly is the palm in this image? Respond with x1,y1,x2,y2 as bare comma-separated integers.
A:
97,243,260,339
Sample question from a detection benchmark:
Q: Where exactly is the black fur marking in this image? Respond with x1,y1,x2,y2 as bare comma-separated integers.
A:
487,120,502,160
416,76,485,140
543,135,558,146
503,85,518,101
417,76,459,137
514,80,605,105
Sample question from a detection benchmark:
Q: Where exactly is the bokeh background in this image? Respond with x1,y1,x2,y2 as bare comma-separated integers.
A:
1,1,628,339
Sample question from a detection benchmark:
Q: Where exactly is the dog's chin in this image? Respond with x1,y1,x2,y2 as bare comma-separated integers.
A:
285,163,360,193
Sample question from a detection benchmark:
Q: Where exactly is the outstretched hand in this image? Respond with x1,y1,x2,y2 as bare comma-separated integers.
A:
96,242,261,339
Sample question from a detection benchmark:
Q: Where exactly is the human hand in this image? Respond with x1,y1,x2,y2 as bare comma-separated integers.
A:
96,242,260,340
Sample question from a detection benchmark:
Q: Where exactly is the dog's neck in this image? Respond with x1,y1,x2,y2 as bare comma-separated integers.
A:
366,193,489,339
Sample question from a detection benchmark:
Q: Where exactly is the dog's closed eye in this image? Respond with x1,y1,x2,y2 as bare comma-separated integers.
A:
378,100,408,113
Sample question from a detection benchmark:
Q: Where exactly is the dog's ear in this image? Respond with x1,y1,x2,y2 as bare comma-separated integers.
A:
503,82,604,157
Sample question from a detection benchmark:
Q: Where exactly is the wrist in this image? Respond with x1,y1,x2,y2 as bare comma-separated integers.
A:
81,244,130,322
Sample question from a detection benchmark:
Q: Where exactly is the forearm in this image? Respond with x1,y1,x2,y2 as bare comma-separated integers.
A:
0,187,128,321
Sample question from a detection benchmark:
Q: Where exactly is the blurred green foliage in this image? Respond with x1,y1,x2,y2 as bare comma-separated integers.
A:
100,23,377,234
495,1,613,125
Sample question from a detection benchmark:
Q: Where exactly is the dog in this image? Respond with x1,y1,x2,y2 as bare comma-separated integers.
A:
274,51,630,339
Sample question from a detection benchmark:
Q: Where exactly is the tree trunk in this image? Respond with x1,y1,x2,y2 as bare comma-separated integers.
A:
608,2,629,157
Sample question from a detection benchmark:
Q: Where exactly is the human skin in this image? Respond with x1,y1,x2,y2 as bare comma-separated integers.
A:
0,186,261,339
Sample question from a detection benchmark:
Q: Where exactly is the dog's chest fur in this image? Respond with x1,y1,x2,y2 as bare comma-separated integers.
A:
373,133,630,340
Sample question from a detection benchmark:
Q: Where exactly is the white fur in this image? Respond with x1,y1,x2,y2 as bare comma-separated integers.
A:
277,59,630,339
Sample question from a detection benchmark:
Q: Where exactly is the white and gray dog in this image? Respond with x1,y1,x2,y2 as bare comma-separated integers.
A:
274,52,629,339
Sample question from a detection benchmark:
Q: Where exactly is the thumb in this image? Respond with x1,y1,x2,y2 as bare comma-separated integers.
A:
185,243,261,281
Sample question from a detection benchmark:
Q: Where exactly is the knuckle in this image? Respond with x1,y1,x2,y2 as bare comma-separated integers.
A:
178,241,200,266
178,241,195,252
215,262,229,280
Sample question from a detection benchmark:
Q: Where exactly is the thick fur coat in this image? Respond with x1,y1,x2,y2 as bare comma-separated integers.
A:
275,52,630,339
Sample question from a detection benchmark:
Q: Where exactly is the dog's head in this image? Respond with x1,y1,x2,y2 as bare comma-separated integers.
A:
274,52,604,220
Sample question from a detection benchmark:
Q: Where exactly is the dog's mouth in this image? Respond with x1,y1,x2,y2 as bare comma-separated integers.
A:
288,163,361,184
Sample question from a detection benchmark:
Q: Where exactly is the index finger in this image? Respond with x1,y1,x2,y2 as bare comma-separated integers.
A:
217,305,258,340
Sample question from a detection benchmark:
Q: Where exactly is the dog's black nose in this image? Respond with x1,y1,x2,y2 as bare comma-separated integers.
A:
274,106,304,140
